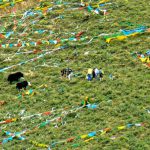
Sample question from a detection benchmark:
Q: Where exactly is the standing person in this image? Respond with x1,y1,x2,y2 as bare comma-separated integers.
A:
99,68,104,81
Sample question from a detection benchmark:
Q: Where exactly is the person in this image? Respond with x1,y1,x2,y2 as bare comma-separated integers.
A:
81,96,90,108
61,68,73,78
94,68,99,79
66,68,73,79
86,68,93,81
86,74,92,81
99,68,104,81
92,68,96,79
68,71,74,80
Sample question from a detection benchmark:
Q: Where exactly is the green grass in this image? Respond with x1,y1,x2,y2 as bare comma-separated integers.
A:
0,0,150,149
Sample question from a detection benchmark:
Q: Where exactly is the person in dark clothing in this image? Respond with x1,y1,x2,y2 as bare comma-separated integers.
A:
92,68,96,79
99,68,104,81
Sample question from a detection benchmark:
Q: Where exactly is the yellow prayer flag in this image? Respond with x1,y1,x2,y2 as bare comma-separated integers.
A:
117,35,127,41
118,126,126,130
140,58,147,63
106,38,112,43
55,44,61,48
146,57,150,63
12,118,17,121
80,134,88,139
84,137,94,142
98,0,109,4
6,44,9,48
45,41,50,45
130,33,138,37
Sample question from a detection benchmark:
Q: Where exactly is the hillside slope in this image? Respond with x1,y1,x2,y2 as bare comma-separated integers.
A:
0,0,150,150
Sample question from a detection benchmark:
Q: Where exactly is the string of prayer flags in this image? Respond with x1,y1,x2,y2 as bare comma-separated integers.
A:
104,26,148,43
131,51,150,67
29,140,49,148
87,104,98,109
0,29,53,39
1,105,55,125
50,122,145,148
18,89,35,99
1,130,26,144
121,26,147,36
1,105,90,145
0,45,68,72
80,0,111,15
0,118,17,125
81,0,110,6
0,35,88,48
86,4,108,15
0,0,25,9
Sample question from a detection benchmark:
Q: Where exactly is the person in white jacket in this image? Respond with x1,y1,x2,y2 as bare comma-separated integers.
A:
94,68,100,79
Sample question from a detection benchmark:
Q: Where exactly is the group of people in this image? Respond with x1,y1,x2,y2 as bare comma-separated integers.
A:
86,68,104,81
60,67,104,81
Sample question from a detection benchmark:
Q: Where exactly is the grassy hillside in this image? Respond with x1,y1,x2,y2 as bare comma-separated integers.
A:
0,0,150,150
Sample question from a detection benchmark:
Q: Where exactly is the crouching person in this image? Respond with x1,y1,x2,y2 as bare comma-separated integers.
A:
81,96,90,108
94,68,100,79
86,74,92,81
61,68,73,80
68,71,74,80
86,68,93,81
99,68,104,81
